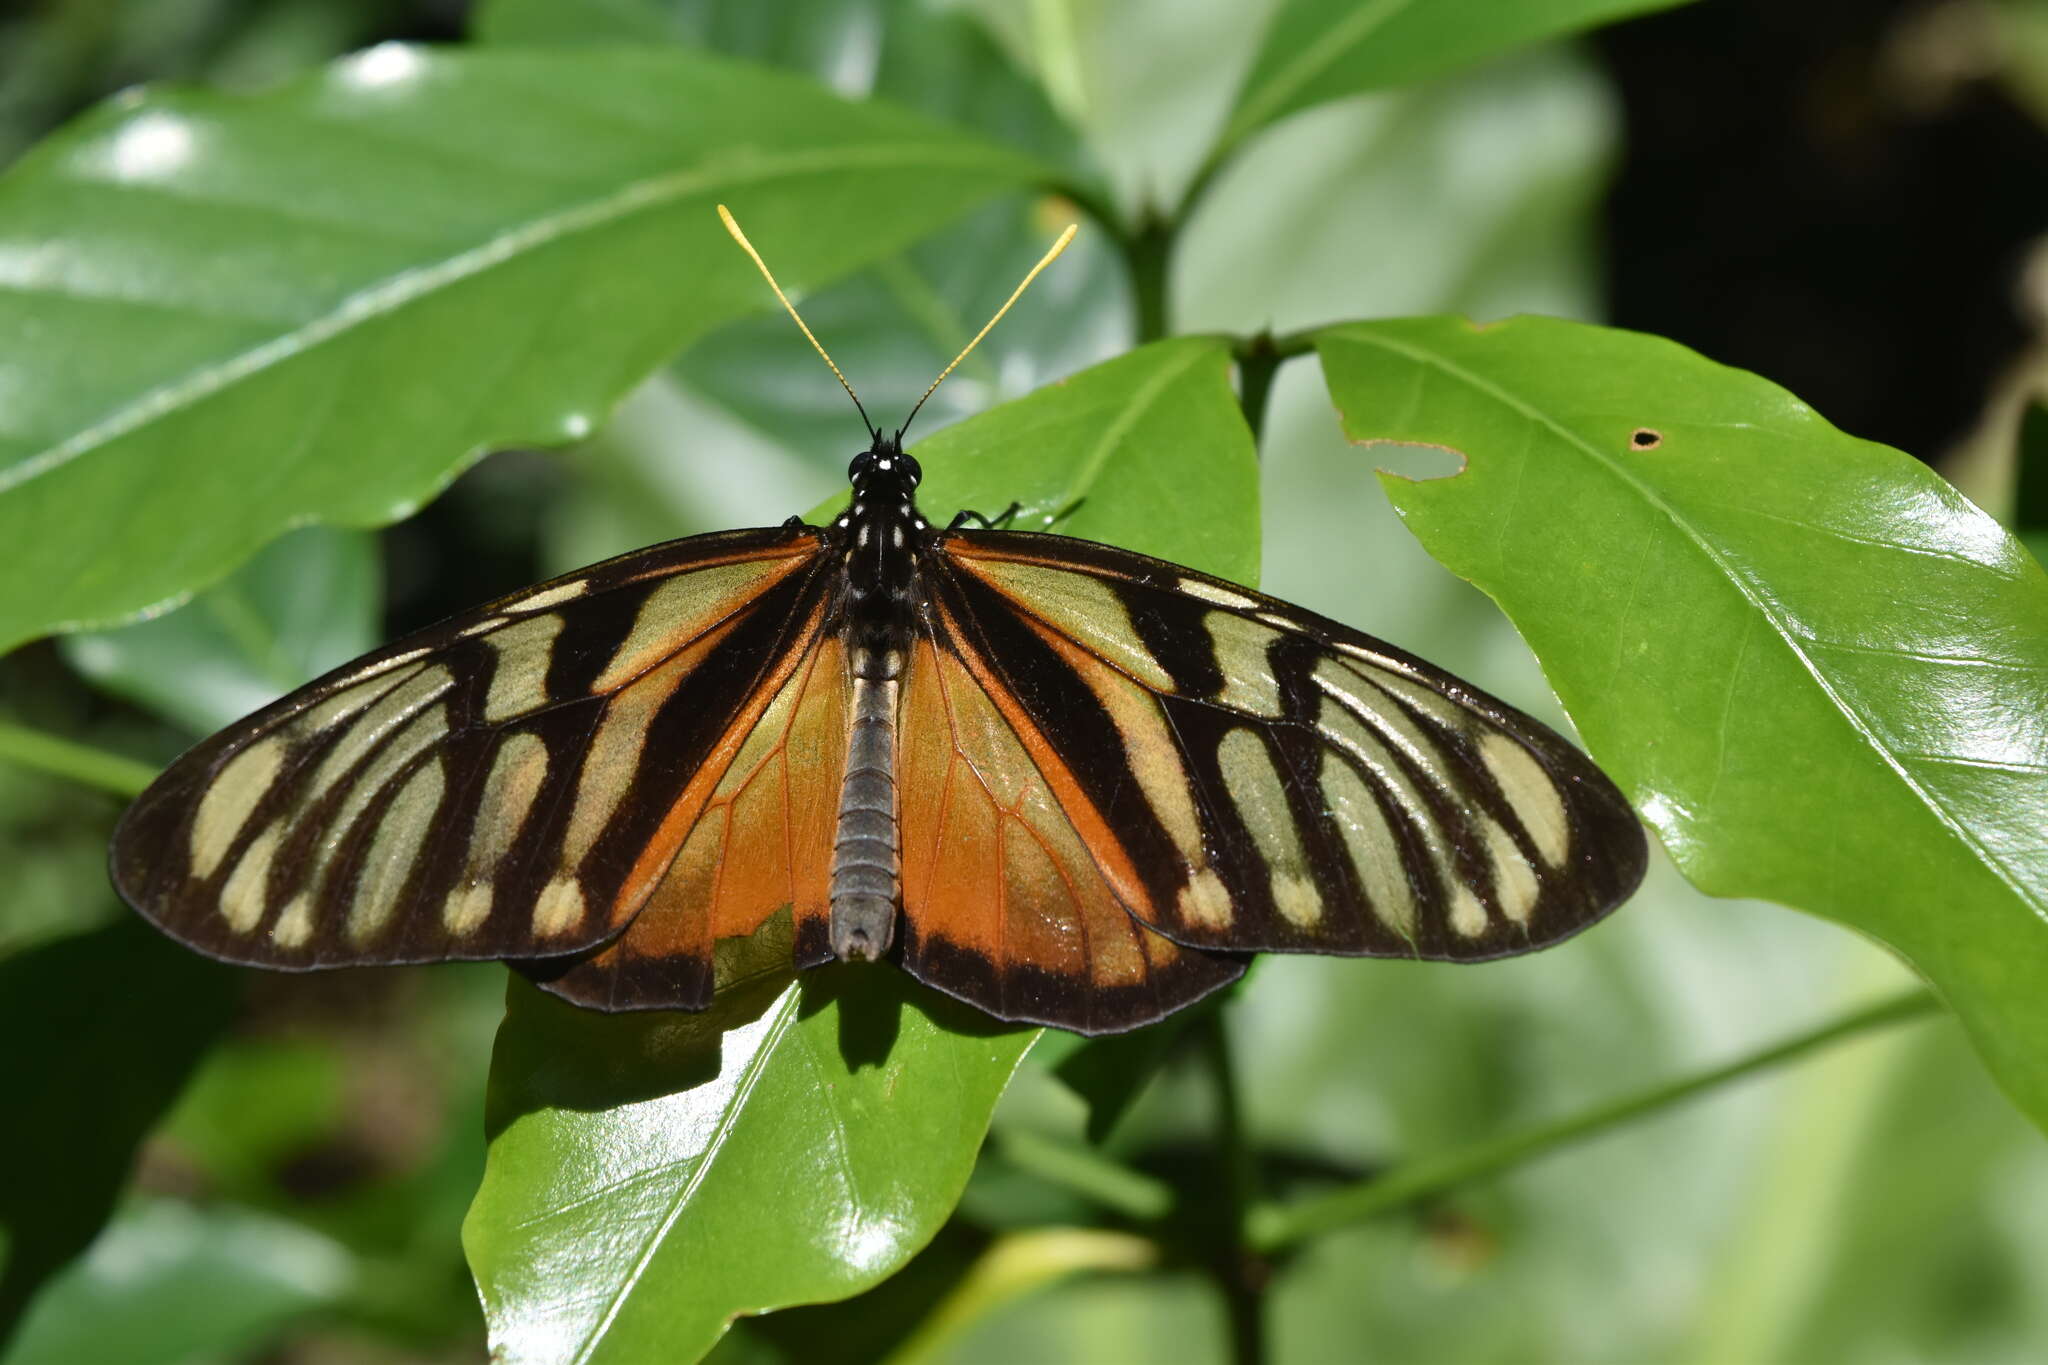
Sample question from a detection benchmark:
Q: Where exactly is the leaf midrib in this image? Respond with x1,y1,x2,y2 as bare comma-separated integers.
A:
569,986,803,1364
0,139,1012,499
1229,0,1415,141
1331,325,2044,921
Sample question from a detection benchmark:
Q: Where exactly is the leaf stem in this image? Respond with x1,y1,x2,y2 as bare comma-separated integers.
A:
1199,1010,1268,1365
0,719,155,798
1127,212,1174,344
1229,330,1316,447
1249,989,1942,1252
994,1128,1175,1222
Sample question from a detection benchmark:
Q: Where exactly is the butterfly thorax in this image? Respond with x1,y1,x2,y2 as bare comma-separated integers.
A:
825,432,933,962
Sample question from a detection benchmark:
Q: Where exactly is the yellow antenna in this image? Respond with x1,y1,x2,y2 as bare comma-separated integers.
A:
899,223,1077,439
718,203,877,439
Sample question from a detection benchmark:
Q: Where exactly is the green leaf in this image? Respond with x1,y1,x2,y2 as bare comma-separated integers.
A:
480,0,1115,537
1221,0,1694,148
1,1199,353,1365
0,758,128,955
862,335,1261,586
2016,400,2048,568
1316,314,2048,1131
0,919,238,1347
467,336,1258,1361
59,525,378,735
474,0,684,45
0,44,1044,655
474,0,1085,175
1180,46,1614,337
466,974,1034,1364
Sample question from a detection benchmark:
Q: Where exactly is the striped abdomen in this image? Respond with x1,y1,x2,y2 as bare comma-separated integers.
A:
830,665,900,959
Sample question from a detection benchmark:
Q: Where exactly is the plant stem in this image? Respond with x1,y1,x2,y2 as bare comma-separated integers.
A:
1234,337,1283,447
1249,989,1941,1252
995,1128,1175,1222
1199,1010,1267,1365
1127,213,1174,343
0,719,155,798
1230,329,1317,447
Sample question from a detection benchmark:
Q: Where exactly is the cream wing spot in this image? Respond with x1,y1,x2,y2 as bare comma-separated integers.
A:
482,613,565,722
1048,631,1206,865
1315,662,1462,797
470,733,550,868
1177,868,1233,930
1480,733,1570,866
1317,694,1459,905
346,760,445,944
591,561,786,693
1320,753,1416,938
309,665,453,798
961,560,1177,691
1450,887,1490,938
443,882,493,935
1484,817,1540,924
1178,577,1259,610
319,646,429,692
512,579,588,612
191,737,287,880
1210,614,1284,716
533,877,587,938
1217,728,1319,926
312,704,448,883
218,819,285,932
1330,638,1423,679
271,894,315,949
1272,872,1322,929
564,678,667,867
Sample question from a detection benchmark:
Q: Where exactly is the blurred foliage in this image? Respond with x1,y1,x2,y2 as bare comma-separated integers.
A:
2,1,2046,1363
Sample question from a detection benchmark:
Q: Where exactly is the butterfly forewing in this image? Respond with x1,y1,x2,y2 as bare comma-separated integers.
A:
110,473,1643,1033
928,531,1646,967
111,526,831,974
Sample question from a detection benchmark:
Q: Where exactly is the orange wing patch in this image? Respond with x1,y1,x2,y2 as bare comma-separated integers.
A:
898,631,1242,1034
539,636,848,1011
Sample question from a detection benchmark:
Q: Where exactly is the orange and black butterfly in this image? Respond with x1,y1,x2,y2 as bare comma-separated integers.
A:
110,210,1647,1035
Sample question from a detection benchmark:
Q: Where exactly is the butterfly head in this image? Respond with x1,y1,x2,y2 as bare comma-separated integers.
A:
848,432,922,496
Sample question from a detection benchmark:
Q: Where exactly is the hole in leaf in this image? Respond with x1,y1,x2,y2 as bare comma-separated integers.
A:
1630,428,1663,450
1370,442,1467,481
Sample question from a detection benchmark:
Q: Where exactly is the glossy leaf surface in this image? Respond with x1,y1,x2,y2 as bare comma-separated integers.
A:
466,338,1259,1361
1222,0,1693,148
59,526,378,734
1318,314,2048,1130
466,975,1033,1365
0,44,1042,654
875,335,1260,585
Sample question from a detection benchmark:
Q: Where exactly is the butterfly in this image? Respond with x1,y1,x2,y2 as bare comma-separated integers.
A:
110,208,1647,1035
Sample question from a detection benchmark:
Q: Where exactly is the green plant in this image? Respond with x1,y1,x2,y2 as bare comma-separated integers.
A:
3,2,2046,1363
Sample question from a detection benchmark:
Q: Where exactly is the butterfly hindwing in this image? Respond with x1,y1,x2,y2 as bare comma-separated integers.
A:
932,530,1647,965
110,526,832,977
535,632,848,1011
896,626,1246,1034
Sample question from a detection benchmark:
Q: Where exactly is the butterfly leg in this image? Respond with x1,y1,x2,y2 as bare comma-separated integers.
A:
948,501,1025,532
